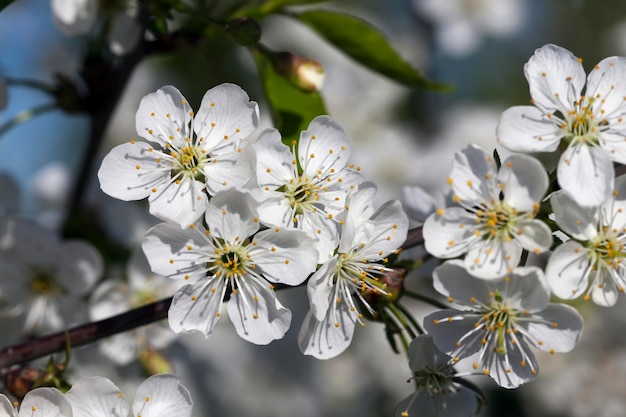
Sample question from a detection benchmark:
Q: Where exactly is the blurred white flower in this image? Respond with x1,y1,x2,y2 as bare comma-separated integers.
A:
395,335,478,417
0,217,102,334
0,386,71,417
90,249,183,365
66,374,193,417
51,0,98,36
413,0,526,57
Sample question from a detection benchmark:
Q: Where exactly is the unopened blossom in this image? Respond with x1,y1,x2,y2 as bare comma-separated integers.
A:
546,177,626,306
299,183,408,359
423,144,552,279
98,84,259,228
51,0,98,36
0,217,102,334
424,260,583,389
66,374,192,417
255,115,364,262
142,189,318,344
497,44,626,207
1,386,71,417
90,250,182,365
395,335,478,417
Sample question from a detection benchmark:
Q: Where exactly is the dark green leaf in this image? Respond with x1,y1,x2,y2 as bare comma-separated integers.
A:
295,10,451,91
235,0,327,19
253,49,327,145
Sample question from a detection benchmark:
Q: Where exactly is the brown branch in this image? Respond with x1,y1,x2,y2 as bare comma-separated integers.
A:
0,298,171,374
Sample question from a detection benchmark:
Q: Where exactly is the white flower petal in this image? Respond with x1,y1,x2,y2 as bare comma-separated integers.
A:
148,177,208,227
306,260,336,321
66,377,127,417
21,388,73,417
557,144,614,207
395,389,477,417
108,13,142,56
51,0,97,36
500,267,551,312
496,105,562,152
524,44,585,113
423,208,476,259
203,146,255,194
132,374,193,417
142,223,211,281
586,56,626,117
256,191,294,228
249,228,318,286
545,241,591,299
465,238,522,279
204,189,259,242
194,83,259,150
255,128,295,188
136,86,192,146
448,144,497,204
57,240,102,295
513,219,553,254
499,154,548,211
591,276,619,307
521,304,583,353
298,305,356,359
300,211,340,264
423,309,482,358
550,191,598,240
432,260,494,306
98,141,168,201
402,186,438,223
482,338,538,389
299,116,351,177
227,278,291,345
0,394,17,417
168,280,227,336
408,334,451,371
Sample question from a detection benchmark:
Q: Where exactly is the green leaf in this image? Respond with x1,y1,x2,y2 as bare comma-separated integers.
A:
235,0,327,19
295,10,451,91
0,0,16,12
253,49,327,145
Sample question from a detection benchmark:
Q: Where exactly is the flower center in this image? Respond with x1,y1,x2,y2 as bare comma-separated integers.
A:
413,364,456,397
170,144,207,182
558,97,607,147
588,228,626,271
212,243,252,279
475,202,519,240
283,176,320,215
29,271,62,295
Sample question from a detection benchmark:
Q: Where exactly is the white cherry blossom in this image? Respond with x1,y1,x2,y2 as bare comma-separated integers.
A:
65,374,192,417
423,144,552,279
142,189,318,344
395,335,478,417
51,0,98,36
1,386,71,417
98,84,259,228
0,217,102,334
497,44,626,206
298,183,408,359
546,177,626,306
89,249,182,365
424,260,583,389
254,115,365,263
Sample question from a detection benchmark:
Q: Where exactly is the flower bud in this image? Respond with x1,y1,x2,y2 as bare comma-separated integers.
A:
272,52,325,93
138,349,174,375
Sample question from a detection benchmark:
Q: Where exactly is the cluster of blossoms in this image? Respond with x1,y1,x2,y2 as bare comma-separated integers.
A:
394,43,626,415
11,42,623,417
98,83,409,360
